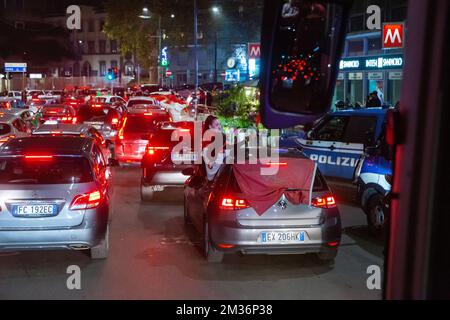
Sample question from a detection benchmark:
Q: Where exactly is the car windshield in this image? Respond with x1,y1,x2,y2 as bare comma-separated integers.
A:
0,156,93,184
127,100,155,108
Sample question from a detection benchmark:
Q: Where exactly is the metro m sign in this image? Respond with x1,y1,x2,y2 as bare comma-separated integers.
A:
382,23,405,49
248,43,261,59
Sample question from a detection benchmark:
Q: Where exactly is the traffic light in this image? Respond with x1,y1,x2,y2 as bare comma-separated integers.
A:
105,68,115,81
113,67,119,78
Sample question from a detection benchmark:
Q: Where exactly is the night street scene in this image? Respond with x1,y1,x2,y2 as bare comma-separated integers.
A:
1,0,449,304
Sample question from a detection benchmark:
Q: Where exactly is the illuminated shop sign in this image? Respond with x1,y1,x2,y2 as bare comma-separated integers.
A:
339,54,403,70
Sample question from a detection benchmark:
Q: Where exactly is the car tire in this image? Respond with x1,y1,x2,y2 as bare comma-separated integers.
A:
183,196,192,225
367,194,386,237
90,225,109,259
316,250,338,262
203,219,224,263
140,183,154,202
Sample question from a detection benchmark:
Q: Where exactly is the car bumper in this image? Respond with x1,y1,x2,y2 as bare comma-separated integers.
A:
209,216,341,255
142,165,192,186
0,208,108,251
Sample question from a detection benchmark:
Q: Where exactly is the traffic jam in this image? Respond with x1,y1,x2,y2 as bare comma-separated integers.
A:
0,0,406,301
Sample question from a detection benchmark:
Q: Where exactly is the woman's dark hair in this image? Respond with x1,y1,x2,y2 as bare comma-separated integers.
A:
204,115,219,130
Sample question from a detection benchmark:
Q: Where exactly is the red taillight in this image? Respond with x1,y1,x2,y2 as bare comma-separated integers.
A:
219,196,250,210
311,195,336,208
118,117,127,140
146,146,169,155
111,118,119,125
24,155,53,160
0,134,16,143
72,117,77,124
50,130,62,135
69,190,102,210
69,102,77,105
218,244,235,249
144,112,153,116
264,162,288,167
32,98,40,102
327,241,339,247
92,104,102,108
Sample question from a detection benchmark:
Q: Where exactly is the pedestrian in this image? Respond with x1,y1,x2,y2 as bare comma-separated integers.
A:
366,91,381,108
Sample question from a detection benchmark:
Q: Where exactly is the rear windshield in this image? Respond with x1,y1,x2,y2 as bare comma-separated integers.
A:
124,115,171,133
224,165,326,193
0,123,11,135
94,97,107,103
0,156,93,184
127,100,155,108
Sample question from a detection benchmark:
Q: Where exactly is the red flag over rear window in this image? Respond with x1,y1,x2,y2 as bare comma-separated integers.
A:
232,157,317,215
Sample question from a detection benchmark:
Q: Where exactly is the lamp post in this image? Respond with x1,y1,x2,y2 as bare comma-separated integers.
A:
211,6,221,83
139,7,162,85
194,0,199,119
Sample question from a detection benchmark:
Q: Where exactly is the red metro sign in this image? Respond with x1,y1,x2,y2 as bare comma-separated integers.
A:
382,23,405,49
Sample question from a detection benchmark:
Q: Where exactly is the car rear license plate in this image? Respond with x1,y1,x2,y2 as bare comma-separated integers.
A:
44,120,58,125
260,231,305,243
171,153,197,162
12,204,57,216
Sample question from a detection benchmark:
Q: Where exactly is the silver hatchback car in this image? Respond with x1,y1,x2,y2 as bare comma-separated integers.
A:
183,149,341,263
0,136,112,259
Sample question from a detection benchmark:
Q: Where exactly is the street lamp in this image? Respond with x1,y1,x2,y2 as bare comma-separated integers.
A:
139,7,151,19
212,6,220,14
138,8,162,85
211,6,221,83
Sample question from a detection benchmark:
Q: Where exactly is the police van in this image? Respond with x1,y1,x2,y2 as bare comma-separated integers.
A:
285,108,388,180
354,121,393,236
280,108,392,235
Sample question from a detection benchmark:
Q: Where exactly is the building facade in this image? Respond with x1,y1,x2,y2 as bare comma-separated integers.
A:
332,0,408,108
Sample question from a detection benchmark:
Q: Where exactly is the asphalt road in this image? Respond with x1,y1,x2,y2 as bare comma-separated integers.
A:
0,167,384,300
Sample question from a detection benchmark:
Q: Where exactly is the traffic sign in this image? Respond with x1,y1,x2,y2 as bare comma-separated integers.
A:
4,62,27,73
165,69,172,77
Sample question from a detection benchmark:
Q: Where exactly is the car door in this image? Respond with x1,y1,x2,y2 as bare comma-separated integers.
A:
297,115,348,178
337,116,378,179
91,144,112,199
186,165,208,232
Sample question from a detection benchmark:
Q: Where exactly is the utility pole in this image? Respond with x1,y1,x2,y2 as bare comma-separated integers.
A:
194,0,199,119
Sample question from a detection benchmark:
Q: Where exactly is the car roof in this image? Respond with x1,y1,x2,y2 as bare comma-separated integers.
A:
0,136,93,156
0,108,27,116
32,124,91,135
0,113,19,123
332,108,389,117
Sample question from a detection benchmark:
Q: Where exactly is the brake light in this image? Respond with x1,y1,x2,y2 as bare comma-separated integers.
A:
144,112,153,116
32,98,40,102
69,189,102,210
0,134,16,143
311,195,336,208
69,102,77,105
118,117,127,140
5,102,11,108
219,196,250,210
72,117,77,124
265,162,288,167
146,146,170,155
92,104,102,108
111,118,119,125
24,155,53,160
47,111,57,114
50,130,62,135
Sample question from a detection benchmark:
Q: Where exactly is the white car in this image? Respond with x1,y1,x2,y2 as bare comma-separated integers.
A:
126,96,159,109
87,95,126,105
0,113,31,146
0,91,22,102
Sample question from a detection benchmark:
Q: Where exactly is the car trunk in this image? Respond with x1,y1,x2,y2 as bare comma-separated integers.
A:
0,183,89,229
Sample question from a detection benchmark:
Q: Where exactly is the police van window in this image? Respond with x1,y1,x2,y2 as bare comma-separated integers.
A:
314,116,348,141
343,116,377,145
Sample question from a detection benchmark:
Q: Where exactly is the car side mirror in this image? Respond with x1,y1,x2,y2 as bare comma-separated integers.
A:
260,0,352,128
364,146,378,157
182,167,195,176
